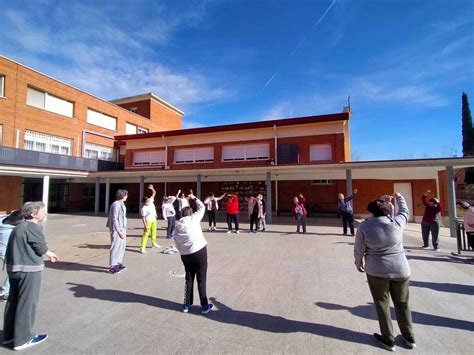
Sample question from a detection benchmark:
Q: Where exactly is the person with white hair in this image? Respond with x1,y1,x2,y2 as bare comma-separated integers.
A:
3,201,58,350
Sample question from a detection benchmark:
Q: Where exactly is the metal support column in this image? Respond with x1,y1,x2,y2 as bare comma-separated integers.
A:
94,177,100,215
42,175,50,214
196,174,202,199
446,166,457,238
139,176,145,207
266,172,273,224
105,178,110,214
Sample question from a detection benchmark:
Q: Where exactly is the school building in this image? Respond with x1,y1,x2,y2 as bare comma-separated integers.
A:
0,55,472,238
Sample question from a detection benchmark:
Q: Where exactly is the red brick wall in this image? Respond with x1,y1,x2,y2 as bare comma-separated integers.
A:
0,57,182,155
124,133,346,170
0,176,22,214
150,100,182,131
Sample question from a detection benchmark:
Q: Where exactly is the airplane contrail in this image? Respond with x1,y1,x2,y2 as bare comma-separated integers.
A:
263,0,336,90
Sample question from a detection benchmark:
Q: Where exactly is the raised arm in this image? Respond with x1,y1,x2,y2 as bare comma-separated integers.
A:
215,193,227,201
176,189,181,199
188,193,205,221
393,193,409,228
148,184,156,199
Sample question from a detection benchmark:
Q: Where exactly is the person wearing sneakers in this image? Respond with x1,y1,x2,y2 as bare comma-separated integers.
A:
106,189,128,274
173,192,213,315
162,194,177,238
224,193,240,233
337,189,358,236
421,190,442,251
291,194,307,233
204,193,225,231
139,184,160,254
354,193,416,352
3,201,59,351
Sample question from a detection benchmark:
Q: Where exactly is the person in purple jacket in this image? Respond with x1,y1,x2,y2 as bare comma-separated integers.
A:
337,189,358,236
421,190,442,251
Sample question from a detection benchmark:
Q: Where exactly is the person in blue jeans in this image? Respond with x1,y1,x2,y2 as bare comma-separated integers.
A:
0,211,23,301
337,189,358,236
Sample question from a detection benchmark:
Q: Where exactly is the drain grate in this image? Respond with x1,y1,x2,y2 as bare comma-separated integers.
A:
169,267,185,278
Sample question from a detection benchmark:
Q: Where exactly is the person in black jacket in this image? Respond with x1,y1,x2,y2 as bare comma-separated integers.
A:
3,201,58,351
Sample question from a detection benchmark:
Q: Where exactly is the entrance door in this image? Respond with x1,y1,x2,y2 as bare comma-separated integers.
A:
393,182,413,221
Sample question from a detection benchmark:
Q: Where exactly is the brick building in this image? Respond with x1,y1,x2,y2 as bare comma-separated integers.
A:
0,55,183,213
0,55,472,238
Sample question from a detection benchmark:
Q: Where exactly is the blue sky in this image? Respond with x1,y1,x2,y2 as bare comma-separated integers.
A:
1,0,473,161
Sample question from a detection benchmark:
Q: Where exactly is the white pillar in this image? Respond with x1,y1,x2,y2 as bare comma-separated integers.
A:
105,178,110,214
346,169,353,196
94,177,100,215
446,166,457,238
266,172,272,224
42,175,50,213
196,174,202,199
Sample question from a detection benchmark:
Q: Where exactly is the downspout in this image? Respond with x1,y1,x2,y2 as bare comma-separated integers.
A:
273,124,278,165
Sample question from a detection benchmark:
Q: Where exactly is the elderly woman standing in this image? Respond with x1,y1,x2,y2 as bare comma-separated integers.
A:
4,201,58,351
354,193,416,352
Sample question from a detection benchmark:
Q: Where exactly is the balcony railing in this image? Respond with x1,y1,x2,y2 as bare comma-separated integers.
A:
0,146,123,171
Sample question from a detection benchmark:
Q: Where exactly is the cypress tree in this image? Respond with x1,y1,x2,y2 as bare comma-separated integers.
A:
462,92,474,184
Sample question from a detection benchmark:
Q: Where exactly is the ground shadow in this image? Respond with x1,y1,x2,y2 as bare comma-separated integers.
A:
333,241,355,245
75,243,109,250
45,261,109,273
406,254,472,264
410,280,474,295
66,283,377,348
316,302,474,332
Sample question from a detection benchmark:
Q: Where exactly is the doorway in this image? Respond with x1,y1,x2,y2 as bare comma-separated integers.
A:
393,182,413,221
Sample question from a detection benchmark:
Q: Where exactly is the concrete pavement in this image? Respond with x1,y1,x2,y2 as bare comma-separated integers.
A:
0,214,472,354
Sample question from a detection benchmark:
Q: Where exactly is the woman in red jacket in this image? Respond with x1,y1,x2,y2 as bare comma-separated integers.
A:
291,194,307,233
225,194,240,234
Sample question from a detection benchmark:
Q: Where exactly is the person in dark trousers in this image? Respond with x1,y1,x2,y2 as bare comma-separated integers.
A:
173,192,213,314
224,194,240,234
249,197,260,233
204,193,226,231
421,190,442,251
162,194,177,238
338,189,358,236
106,189,128,273
291,194,307,233
4,201,59,351
354,193,416,352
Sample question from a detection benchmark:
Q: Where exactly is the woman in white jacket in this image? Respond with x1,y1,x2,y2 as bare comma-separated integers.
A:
173,193,213,315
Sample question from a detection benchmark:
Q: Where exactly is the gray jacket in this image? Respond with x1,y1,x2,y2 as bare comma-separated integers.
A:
106,200,127,232
354,195,410,279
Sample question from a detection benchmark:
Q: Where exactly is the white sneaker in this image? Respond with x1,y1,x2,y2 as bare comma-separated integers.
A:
226,230,232,234
208,227,213,231
422,246,430,249
14,334,48,351
140,249,147,254
434,248,441,252
235,230,240,234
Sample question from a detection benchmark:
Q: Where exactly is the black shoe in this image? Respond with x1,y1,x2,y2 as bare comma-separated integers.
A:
373,333,395,352
401,334,416,349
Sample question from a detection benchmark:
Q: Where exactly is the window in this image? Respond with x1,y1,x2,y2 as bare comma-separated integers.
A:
174,147,214,164
311,179,334,185
0,75,4,97
126,123,137,134
26,87,73,118
132,150,165,166
24,130,72,155
310,145,332,161
87,109,117,131
222,144,270,161
84,143,115,161
138,127,149,134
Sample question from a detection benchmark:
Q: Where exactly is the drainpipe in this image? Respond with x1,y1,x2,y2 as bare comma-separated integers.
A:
273,124,278,165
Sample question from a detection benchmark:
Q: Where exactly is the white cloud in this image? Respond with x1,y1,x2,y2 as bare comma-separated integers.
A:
0,1,228,107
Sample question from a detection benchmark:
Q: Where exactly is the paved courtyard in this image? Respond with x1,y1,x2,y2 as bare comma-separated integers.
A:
0,213,473,354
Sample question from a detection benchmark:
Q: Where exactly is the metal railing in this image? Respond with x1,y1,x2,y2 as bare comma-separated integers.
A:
0,146,123,172
455,219,472,254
